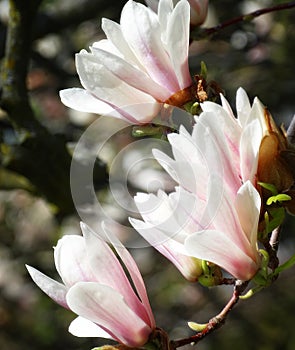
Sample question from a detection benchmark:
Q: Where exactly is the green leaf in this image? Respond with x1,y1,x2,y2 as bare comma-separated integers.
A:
266,193,292,205
188,321,208,332
200,61,208,79
273,254,295,276
264,207,285,234
132,125,167,138
258,181,278,195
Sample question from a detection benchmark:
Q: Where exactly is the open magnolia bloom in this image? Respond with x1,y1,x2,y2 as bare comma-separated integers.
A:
131,88,269,281
145,0,209,26
26,223,155,347
60,0,193,124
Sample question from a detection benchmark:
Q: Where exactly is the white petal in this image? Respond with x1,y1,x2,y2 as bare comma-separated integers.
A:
235,181,261,248
184,230,258,280
26,265,68,308
240,119,263,183
129,217,187,254
158,0,173,35
54,235,94,287
120,0,179,93
80,223,148,324
66,282,151,347
102,221,155,327
166,0,192,89
236,87,251,127
69,316,113,338
129,218,201,281
60,88,124,119
101,18,142,67
90,46,171,101
220,94,235,119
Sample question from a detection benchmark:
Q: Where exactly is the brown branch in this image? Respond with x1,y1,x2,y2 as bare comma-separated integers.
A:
170,281,248,349
191,1,295,40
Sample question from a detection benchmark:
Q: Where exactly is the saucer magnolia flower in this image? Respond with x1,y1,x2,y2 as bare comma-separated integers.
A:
131,88,266,281
60,0,192,124
146,0,209,26
26,223,155,347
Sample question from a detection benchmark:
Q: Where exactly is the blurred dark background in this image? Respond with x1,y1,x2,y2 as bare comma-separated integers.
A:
0,0,295,349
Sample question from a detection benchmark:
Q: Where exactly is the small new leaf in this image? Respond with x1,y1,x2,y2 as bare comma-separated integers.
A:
266,193,292,205
188,321,208,332
258,181,278,195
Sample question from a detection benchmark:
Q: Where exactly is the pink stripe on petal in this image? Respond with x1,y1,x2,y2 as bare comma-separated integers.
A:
90,47,171,101
166,0,192,89
185,230,259,281
66,282,152,347
80,223,149,324
120,1,180,93
102,221,155,327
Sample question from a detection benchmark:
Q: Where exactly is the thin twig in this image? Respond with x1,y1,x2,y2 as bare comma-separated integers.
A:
191,1,295,40
170,281,248,349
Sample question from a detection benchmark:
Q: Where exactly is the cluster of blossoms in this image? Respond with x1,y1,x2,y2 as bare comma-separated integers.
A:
28,0,295,348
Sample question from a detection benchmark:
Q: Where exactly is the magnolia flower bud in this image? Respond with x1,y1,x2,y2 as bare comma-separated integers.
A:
257,109,295,215
188,0,209,26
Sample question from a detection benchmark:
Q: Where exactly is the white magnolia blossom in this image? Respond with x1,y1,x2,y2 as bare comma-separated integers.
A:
60,0,192,124
131,88,268,281
26,223,155,347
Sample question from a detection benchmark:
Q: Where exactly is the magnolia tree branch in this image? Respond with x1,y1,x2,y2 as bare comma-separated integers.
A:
191,1,295,40
170,281,249,349
0,0,107,216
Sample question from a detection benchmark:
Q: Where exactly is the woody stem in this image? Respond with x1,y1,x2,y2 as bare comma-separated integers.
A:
170,280,248,349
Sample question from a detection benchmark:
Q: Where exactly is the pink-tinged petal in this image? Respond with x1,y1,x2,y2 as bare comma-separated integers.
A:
60,88,123,118
76,52,158,107
80,223,148,323
90,47,171,101
130,217,186,252
240,119,263,183
102,221,155,327
188,0,209,26
120,0,180,93
54,235,95,287
203,175,253,256
115,101,162,124
69,316,113,339
66,282,152,347
166,0,192,89
197,110,242,194
129,218,201,281
184,230,259,281
235,181,261,249
26,265,68,308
